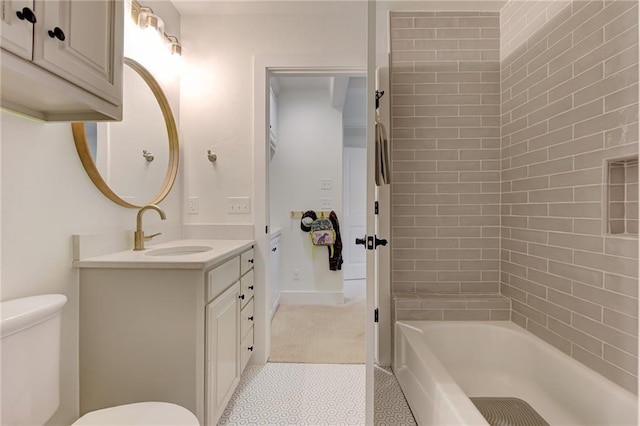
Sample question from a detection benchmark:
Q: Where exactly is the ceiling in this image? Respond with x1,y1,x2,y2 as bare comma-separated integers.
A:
270,75,366,146
272,76,365,125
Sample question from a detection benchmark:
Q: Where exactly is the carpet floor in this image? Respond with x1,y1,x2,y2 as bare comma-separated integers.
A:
269,297,366,364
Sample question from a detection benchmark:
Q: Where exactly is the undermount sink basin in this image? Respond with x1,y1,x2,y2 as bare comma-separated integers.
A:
145,246,213,257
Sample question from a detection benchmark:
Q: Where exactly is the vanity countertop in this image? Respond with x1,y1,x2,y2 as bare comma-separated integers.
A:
73,239,254,270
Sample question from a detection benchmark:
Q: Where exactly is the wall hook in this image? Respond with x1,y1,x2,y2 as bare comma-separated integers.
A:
142,150,154,162
207,150,217,163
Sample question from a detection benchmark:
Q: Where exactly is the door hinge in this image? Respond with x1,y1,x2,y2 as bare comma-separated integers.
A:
266,225,269,234
374,201,379,215
374,308,379,323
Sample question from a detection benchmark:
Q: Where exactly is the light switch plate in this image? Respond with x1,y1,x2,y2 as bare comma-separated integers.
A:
227,197,251,214
188,197,199,214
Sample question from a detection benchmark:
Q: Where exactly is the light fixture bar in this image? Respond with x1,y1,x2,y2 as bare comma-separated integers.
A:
131,0,182,55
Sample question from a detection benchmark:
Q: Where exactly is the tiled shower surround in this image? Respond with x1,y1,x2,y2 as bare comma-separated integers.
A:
390,11,502,295
390,1,639,393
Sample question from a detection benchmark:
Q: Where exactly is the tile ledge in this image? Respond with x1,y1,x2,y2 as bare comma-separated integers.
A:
393,292,507,302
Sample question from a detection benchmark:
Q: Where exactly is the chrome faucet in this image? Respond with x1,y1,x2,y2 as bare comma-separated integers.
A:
133,204,166,251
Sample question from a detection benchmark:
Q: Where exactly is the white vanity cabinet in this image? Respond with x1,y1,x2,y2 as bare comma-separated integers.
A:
78,241,255,426
205,248,255,424
269,233,281,319
206,281,240,423
1,0,123,121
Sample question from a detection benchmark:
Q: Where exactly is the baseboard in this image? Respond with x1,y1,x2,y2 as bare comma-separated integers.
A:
344,279,366,295
279,291,344,305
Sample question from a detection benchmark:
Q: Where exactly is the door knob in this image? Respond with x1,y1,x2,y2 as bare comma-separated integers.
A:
239,294,245,300
356,235,388,250
48,27,66,41
248,285,254,290
248,346,254,351
375,236,388,247
16,7,36,23
248,316,254,321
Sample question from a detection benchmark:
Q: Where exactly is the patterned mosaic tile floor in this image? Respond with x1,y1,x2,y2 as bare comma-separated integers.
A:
374,366,417,426
218,363,415,426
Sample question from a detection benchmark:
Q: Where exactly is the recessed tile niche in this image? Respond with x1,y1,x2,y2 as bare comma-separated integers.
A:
607,157,639,235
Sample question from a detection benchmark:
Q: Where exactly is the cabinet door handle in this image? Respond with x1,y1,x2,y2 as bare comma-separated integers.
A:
248,285,254,290
248,259,254,264
48,27,66,41
248,346,254,351
239,294,245,300
248,316,254,321
16,7,36,24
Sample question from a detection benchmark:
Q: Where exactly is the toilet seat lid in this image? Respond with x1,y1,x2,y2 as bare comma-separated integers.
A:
72,402,200,426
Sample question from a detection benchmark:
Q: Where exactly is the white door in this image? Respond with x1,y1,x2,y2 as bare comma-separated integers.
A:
365,2,377,424
343,147,367,280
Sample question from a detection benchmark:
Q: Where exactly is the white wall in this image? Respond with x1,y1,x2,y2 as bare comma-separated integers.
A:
0,2,182,424
179,5,367,226
270,87,344,302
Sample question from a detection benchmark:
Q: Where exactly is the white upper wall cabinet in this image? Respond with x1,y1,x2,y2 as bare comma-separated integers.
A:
0,0,123,121
1,0,33,59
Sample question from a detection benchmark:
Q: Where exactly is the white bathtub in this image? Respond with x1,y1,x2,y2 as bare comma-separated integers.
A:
394,321,638,426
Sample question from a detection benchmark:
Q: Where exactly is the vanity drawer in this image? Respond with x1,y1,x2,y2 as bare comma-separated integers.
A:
241,299,254,339
240,248,255,275
240,329,254,372
207,257,240,302
240,270,254,307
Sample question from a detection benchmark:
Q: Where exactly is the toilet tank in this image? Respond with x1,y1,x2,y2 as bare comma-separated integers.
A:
1,294,67,426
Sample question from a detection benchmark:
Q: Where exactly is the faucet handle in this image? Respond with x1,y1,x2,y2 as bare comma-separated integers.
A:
144,232,162,241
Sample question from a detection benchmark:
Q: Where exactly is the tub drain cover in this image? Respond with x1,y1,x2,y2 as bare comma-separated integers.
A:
470,397,549,426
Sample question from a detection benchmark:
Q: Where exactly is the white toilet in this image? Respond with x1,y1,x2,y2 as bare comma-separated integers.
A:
1,294,199,426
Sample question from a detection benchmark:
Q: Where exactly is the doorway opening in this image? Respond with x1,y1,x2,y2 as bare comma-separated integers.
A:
267,73,366,364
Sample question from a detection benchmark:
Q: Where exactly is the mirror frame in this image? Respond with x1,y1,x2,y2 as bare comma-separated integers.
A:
71,57,179,209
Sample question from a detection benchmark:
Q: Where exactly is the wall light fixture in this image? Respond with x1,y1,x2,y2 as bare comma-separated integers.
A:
131,0,182,57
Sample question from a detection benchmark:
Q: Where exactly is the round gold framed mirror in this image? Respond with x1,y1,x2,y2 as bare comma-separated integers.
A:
71,57,179,208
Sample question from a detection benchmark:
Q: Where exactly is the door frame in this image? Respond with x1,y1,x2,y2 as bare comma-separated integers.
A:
252,53,372,421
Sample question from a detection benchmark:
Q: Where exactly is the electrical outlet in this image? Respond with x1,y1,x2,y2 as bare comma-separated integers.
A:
188,197,199,214
321,178,332,190
292,269,301,280
320,198,332,209
227,197,251,214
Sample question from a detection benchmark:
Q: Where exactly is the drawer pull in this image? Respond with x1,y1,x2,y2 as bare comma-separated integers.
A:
16,7,36,24
248,285,254,290
239,294,245,300
48,26,66,41
248,346,254,351
248,316,254,321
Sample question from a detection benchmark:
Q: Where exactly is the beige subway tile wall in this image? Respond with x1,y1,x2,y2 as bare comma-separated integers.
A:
501,0,638,393
390,11,501,296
